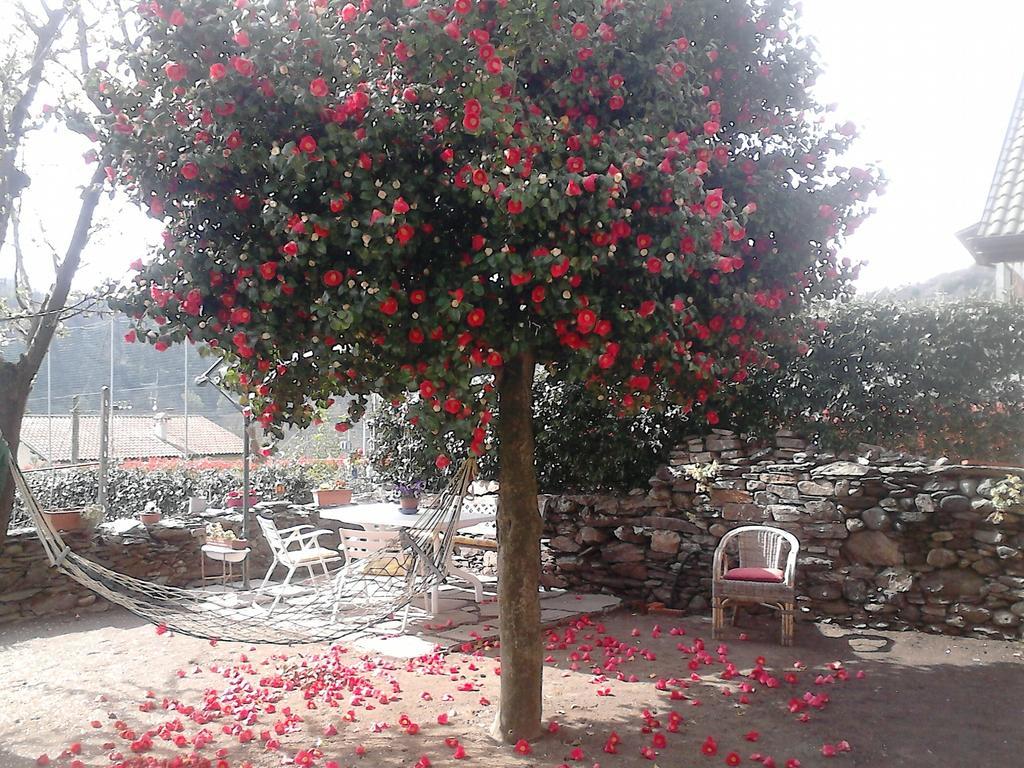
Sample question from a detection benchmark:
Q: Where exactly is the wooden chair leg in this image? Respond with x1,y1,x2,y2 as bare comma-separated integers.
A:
781,602,794,646
712,596,723,639
730,605,740,627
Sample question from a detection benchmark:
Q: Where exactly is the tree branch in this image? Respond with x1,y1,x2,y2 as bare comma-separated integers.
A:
0,0,76,254
20,163,104,375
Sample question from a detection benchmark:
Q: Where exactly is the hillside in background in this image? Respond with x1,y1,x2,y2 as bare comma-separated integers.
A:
866,265,994,301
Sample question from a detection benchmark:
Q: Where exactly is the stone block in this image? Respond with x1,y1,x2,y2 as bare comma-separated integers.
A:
926,548,959,568
939,495,971,513
603,541,645,563
862,507,892,531
650,530,681,555
919,569,985,597
768,505,803,522
579,527,607,545
710,488,753,504
805,500,841,521
549,536,581,553
842,531,902,566
798,480,834,496
812,461,873,478
721,503,769,522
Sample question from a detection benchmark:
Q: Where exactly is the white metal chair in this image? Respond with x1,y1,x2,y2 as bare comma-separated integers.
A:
337,525,432,630
256,515,343,614
712,525,799,646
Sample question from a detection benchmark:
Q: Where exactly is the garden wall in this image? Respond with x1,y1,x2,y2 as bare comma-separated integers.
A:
541,431,1024,640
0,505,316,626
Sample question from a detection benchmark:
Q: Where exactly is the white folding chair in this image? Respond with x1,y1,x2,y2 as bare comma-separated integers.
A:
256,515,343,614
337,526,428,630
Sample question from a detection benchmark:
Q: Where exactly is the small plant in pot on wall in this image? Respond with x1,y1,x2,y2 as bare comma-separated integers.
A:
309,459,353,507
395,480,425,515
43,503,104,534
205,522,248,550
139,500,162,526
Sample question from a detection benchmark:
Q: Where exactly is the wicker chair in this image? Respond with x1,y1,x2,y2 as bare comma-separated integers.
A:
712,525,799,646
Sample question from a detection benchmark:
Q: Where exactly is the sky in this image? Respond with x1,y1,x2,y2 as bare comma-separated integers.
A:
5,0,1024,296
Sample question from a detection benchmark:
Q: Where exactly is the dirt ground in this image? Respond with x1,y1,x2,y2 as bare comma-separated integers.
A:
0,607,1021,768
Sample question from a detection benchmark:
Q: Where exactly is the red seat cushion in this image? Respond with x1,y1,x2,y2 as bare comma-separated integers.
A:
724,567,785,583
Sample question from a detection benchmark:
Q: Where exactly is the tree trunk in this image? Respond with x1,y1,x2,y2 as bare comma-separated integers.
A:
491,350,543,743
0,361,33,542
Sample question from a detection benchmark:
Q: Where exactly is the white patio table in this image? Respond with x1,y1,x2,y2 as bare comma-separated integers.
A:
318,498,497,614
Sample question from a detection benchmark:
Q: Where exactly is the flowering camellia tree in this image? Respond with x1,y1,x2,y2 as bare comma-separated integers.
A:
100,0,880,740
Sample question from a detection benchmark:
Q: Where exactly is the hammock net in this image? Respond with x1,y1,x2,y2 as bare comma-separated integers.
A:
1,435,479,644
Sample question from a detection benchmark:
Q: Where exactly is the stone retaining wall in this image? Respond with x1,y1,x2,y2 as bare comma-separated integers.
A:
0,505,316,626
542,432,1024,640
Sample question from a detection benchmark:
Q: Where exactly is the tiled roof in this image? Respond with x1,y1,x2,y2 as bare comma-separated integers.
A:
960,74,1024,263
20,415,243,462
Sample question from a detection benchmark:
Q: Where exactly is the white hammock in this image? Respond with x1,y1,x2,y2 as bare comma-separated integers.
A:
2,435,478,644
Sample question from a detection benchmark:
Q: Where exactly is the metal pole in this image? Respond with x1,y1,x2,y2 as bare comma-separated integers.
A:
109,316,115,405
70,395,80,466
183,345,189,458
98,386,110,511
241,415,251,588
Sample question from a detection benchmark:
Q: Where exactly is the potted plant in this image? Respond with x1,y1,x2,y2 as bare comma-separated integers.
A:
311,460,353,507
225,489,260,509
139,500,162,526
205,522,248,549
395,480,425,515
42,503,104,534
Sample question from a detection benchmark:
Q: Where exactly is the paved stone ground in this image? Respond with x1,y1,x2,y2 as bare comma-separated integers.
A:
347,579,621,657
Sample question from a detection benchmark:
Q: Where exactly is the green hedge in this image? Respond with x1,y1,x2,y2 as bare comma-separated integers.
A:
370,300,1024,493
12,462,320,527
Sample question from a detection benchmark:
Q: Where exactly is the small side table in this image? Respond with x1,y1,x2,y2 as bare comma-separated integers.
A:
201,544,251,584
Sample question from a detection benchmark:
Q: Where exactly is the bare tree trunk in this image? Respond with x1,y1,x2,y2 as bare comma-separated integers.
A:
0,165,104,543
0,361,33,536
491,351,543,743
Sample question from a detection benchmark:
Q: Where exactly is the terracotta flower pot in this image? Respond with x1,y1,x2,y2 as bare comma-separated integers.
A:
314,488,353,507
225,494,260,509
139,512,162,526
229,538,249,550
399,496,420,514
42,509,85,533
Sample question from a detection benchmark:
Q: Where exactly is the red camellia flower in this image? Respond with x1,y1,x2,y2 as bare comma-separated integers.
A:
393,197,410,214
638,300,656,317
299,134,318,154
701,737,718,756
163,61,186,82
513,740,531,755
225,130,242,149
467,308,485,327
231,56,253,76
258,262,277,279
396,224,415,244
409,289,426,304
180,162,199,180
282,241,299,256
506,199,523,214
341,3,358,21
609,94,624,110
209,63,227,80
310,77,329,97
705,188,725,217
435,454,452,469
323,269,342,286
571,22,589,39
725,753,741,766
380,296,399,315
234,30,250,46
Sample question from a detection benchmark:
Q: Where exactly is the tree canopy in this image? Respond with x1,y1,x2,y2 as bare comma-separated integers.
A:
101,0,881,462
